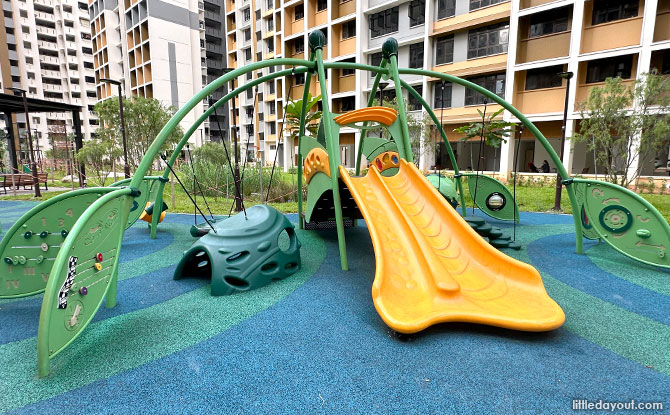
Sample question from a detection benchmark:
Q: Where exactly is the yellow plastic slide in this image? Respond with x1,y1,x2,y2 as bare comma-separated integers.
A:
340,160,565,334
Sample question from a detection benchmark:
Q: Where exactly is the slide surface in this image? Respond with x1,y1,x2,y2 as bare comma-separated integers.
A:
340,161,564,333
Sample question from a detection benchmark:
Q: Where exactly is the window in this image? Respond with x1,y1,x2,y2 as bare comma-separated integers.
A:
84,62,94,69
342,20,355,39
246,125,254,135
433,82,452,108
246,88,253,99
662,51,670,75
27,72,35,80
524,65,563,90
255,9,261,19
243,8,250,21
267,19,274,31
82,47,93,54
529,7,570,37
244,28,251,41
317,0,327,12
245,48,252,60
340,96,355,112
270,123,276,134
408,85,422,111
585,55,633,84
295,73,305,85
20,9,27,17
435,35,454,65
23,41,31,49
85,76,95,83
592,0,638,25
267,39,274,53
246,108,253,118
467,23,509,59
294,37,304,54
79,2,87,10
469,0,505,11
409,42,423,68
464,74,505,105
246,72,253,80
81,33,91,40
86,91,97,98
22,26,29,34
323,31,328,45
369,7,399,38
26,57,33,64
369,52,383,77
408,0,425,27
294,4,304,20
268,82,275,94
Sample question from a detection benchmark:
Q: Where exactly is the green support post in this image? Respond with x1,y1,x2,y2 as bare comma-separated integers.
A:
296,55,315,230
311,31,348,270
355,58,388,175
387,45,413,162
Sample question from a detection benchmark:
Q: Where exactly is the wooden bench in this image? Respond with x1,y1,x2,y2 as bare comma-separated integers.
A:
0,173,49,194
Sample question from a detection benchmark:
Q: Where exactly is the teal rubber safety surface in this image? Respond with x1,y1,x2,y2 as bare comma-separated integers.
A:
0,201,668,414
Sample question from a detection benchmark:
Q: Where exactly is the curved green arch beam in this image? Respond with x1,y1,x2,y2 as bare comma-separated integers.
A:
136,43,582,255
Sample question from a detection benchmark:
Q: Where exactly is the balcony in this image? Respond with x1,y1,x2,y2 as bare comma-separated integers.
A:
654,3,670,42
34,0,54,8
517,31,570,64
433,1,510,36
332,0,355,20
429,104,503,123
34,11,55,21
581,17,642,54
204,10,220,21
206,26,222,37
432,54,507,78
520,0,557,9
44,83,63,92
206,42,223,54
41,68,61,78
39,55,59,64
37,40,58,50
576,79,636,104
332,72,355,94
36,26,56,36
514,86,566,115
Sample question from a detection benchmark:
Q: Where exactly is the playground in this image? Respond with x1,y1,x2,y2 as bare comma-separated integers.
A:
0,33,669,413
0,204,668,413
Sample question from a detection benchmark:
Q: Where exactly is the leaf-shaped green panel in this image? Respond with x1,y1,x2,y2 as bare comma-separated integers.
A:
571,181,601,240
577,178,670,268
0,187,117,298
37,188,132,377
464,173,519,222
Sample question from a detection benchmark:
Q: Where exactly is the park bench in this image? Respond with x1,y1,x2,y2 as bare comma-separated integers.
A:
0,173,49,194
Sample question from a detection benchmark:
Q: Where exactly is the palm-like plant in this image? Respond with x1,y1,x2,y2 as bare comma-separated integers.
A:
285,93,322,143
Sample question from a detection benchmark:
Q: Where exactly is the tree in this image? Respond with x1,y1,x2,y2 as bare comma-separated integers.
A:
94,96,183,174
285,93,322,143
370,96,429,166
453,107,516,172
573,72,670,188
75,139,121,186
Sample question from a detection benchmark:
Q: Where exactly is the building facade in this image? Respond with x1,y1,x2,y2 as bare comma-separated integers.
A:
220,0,670,180
88,0,230,144
0,0,98,157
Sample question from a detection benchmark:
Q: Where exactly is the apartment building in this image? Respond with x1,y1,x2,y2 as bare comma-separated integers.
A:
88,0,229,142
0,0,98,154
192,0,670,179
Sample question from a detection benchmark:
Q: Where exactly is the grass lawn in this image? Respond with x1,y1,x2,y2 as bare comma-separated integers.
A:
1,173,668,223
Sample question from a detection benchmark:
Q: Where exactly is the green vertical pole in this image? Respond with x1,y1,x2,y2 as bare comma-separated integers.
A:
355,58,388,175
296,55,314,230
310,31,348,270
400,79,467,215
150,181,167,239
386,41,412,162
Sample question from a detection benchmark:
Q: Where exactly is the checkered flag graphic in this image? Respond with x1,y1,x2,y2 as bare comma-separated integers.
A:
58,256,78,309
